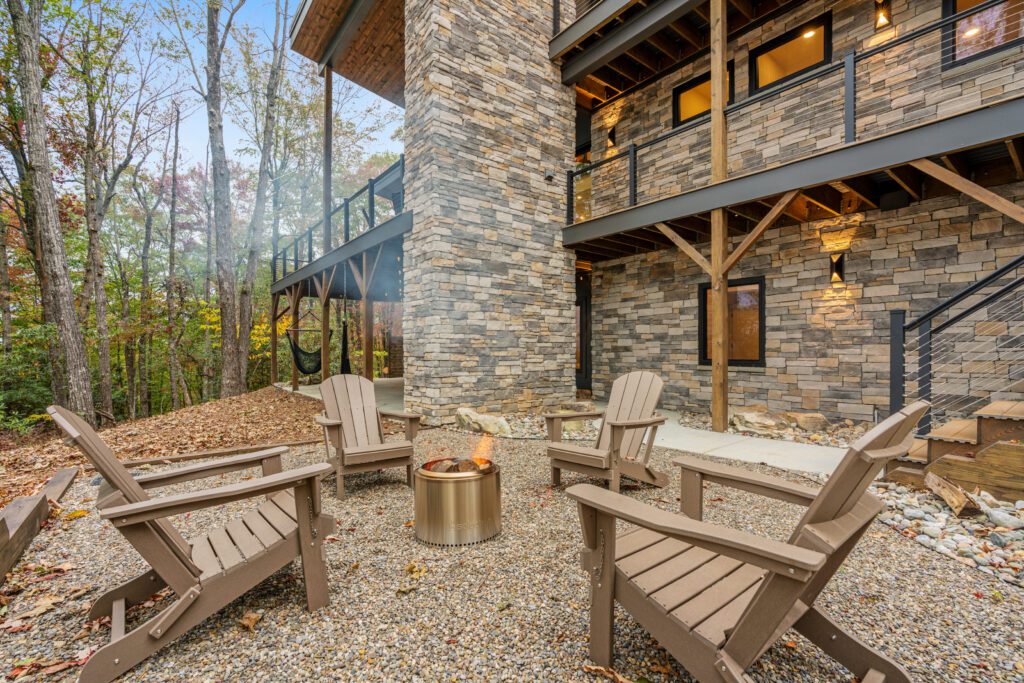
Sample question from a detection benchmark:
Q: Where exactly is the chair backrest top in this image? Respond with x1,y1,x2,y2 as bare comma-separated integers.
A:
792,400,929,538
319,374,383,450
47,405,195,568
595,371,664,458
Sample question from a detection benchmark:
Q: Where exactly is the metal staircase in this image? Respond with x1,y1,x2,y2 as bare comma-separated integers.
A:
886,253,1024,499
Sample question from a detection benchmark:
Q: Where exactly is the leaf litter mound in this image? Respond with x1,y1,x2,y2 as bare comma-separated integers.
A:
0,387,324,507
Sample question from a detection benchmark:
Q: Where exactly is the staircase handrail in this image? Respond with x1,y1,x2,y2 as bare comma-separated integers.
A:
905,251,1024,332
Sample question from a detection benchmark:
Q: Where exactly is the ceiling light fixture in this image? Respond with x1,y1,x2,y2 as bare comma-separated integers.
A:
964,26,981,38
803,29,817,38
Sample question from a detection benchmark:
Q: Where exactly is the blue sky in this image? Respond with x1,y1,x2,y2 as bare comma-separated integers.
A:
174,0,403,169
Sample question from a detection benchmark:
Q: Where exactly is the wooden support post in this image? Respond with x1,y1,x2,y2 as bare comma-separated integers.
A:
722,190,799,275
323,68,333,252
709,0,729,433
270,293,279,386
361,252,373,379
289,286,301,391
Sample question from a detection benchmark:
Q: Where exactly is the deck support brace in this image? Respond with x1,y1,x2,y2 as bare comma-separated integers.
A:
909,158,1024,224
347,246,383,380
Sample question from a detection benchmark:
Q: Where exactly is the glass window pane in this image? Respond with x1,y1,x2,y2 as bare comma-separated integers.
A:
953,0,1024,61
756,20,826,88
704,282,762,363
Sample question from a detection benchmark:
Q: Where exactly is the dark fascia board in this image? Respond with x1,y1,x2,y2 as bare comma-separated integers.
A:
560,0,705,86
563,97,1024,246
550,0,636,61
318,0,376,70
271,211,411,294
288,0,315,47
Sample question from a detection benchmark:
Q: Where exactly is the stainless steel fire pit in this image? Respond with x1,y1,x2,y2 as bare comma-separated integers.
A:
414,458,501,546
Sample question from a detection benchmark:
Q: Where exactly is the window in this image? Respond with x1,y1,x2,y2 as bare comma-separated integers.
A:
671,62,735,127
698,276,766,367
750,14,832,93
943,0,1024,67
573,146,592,222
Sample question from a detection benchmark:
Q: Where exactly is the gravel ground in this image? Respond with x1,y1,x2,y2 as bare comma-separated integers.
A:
3,429,1023,682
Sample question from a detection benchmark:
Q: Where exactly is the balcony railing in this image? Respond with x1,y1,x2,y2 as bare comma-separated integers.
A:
567,0,1024,225
272,154,404,281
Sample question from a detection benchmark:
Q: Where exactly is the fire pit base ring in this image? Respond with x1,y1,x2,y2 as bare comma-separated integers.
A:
413,463,501,547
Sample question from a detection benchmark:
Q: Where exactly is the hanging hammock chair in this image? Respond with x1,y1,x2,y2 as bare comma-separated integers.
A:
287,329,333,375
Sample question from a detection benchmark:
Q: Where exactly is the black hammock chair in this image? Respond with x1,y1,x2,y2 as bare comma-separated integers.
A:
287,328,333,375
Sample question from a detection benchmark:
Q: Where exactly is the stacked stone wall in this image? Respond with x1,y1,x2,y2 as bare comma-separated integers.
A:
403,0,577,423
590,185,1024,421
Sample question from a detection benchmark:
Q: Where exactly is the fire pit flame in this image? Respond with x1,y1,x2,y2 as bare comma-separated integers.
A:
421,435,495,474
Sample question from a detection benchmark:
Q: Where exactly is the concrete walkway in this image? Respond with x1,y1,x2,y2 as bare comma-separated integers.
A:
277,379,846,475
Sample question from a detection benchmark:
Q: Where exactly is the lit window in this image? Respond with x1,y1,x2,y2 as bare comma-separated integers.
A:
573,147,592,222
945,0,1024,66
750,14,831,92
671,62,735,128
698,277,765,367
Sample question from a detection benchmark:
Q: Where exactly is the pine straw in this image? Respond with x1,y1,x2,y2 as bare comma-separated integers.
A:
0,387,324,507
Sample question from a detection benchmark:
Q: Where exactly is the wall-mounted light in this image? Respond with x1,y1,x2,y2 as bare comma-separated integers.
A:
874,0,891,31
608,125,617,147
829,252,846,283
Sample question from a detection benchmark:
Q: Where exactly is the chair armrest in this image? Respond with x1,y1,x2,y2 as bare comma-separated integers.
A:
101,463,334,527
606,415,667,429
379,410,421,441
673,454,819,518
544,411,605,442
135,447,287,489
566,483,825,580
315,415,343,427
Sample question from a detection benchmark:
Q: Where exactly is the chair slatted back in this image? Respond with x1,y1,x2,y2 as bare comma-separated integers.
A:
722,401,929,666
595,371,664,459
47,406,199,580
320,375,383,450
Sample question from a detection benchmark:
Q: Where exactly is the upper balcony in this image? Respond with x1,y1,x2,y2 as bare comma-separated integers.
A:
561,0,1024,259
290,0,404,106
271,156,407,298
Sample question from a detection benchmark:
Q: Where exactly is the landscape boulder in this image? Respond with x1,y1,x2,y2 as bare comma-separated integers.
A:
456,407,511,437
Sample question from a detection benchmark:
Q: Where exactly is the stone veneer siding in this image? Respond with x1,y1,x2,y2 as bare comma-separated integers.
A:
402,0,577,423
590,185,1024,422
586,0,1024,217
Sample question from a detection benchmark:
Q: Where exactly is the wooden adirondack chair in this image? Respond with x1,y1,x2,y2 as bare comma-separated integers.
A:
47,406,334,683
545,371,668,492
567,401,929,683
317,374,421,498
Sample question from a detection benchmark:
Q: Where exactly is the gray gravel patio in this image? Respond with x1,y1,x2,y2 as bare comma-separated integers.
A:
3,429,1023,681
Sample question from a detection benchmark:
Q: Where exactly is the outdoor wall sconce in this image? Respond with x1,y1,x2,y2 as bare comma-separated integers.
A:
608,125,617,147
830,252,846,283
874,0,891,31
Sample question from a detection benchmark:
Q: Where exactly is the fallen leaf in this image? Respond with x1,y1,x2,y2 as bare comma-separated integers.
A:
648,661,672,674
14,595,63,620
403,520,414,528
346,562,360,576
583,664,633,683
238,611,262,632
63,510,88,521
785,641,797,648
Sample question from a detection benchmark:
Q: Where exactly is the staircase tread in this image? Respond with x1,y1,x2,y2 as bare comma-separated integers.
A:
925,418,977,444
974,400,1024,420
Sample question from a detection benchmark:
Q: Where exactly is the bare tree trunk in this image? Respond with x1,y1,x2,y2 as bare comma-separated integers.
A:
202,167,214,401
236,0,287,390
118,267,136,419
6,0,95,423
84,147,114,422
204,0,242,397
138,205,153,418
0,219,11,352
167,105,181,410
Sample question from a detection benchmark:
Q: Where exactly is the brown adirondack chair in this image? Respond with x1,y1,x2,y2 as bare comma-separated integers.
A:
47,405,334,683
567,401,929,683
317,374,421,498
545,370,667,492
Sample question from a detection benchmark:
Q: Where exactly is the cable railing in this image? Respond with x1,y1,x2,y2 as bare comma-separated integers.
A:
272,155,404,282
890,252,1024,435
567,0,1024,225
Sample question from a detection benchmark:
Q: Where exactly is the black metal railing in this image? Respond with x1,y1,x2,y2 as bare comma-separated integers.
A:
272,154,404,281
890,252,1024,434
566,0,1022,224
